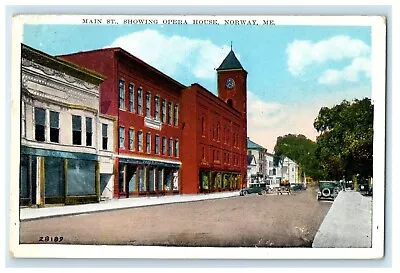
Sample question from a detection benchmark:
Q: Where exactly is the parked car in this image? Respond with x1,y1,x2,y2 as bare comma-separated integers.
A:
317,181,344,201
240,183,269,196
291,183,305,191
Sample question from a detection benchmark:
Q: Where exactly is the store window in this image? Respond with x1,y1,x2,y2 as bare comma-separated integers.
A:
44,157,64,197
138,166,145,192
67,159,96,196
148,167,155,192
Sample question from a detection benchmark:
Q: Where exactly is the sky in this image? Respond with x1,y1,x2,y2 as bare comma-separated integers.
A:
23,23,372,151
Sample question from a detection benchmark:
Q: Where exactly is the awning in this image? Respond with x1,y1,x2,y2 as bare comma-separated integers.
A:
118,157,181,168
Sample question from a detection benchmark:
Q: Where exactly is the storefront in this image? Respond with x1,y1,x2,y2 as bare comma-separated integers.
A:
20,146,99,206
116,157,180,197
199,170,241,193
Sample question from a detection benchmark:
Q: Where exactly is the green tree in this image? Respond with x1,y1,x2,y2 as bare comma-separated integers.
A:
273,134,323,180
314,98,373,180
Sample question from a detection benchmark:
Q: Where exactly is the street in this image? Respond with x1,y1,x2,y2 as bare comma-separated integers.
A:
20,188,331,247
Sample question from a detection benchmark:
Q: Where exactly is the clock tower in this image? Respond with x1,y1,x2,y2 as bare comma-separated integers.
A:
216,49,247,116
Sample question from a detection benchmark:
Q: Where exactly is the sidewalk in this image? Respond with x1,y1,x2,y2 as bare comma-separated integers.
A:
312,191,372,248
20,191,240,221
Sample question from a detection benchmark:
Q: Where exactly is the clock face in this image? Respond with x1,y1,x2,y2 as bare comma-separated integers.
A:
226,78,235,89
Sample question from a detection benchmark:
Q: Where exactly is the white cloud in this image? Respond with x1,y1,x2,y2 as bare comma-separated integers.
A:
106,29,231,80
318,57,371,85
246,86,370,151
286,35,370,77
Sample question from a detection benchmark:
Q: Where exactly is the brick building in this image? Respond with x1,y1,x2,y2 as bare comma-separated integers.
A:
60,47,247,196
181,50,248,193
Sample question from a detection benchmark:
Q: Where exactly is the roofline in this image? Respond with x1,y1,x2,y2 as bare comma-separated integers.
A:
216,68,248,74
22,43,106,83
190,83,242,116
59,46,187,90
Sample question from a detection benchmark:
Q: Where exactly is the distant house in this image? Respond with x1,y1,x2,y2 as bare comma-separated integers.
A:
246,154,257,186
247,137,267,181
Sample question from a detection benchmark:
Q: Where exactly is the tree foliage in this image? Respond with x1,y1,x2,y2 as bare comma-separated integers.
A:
273,134,323,180
313,98,373,180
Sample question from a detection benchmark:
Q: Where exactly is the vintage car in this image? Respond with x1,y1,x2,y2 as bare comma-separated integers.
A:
317,180,344,200
239,183,269,196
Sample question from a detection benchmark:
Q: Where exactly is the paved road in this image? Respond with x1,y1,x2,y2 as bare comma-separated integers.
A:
20,189,331,247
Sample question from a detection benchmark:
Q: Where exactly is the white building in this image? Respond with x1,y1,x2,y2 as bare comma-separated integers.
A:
246,154,257,186
281,157,299,185
264,152,299,188
246,138,267,181
20,44,114,206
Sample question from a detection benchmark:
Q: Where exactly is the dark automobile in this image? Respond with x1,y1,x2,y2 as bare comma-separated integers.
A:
240,183,269,196
317,181,344,201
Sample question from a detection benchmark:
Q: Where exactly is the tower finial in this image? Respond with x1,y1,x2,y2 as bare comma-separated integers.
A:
230,41,233,51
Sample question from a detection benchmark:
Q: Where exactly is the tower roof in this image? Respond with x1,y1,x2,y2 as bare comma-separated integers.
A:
216,50,244,71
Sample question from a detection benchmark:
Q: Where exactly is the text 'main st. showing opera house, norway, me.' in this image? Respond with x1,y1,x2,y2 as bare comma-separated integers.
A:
20,43,248,206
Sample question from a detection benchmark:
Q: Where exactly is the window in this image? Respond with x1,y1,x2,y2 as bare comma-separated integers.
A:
162,137,166,155
168,138,173,156
21,101,26,138
201,116,205,136
50,111,59,143
174,104,179,126
72,115,82,145
174,139,179,157
202,147,205,160
146,91,151,118
102,124,108,150
217,122,220,141
137,88,143,115
273,168,276,175
137,131,143,152
86,117,92,146
146,132,151,154
119,79,125,110
35,107,46,142
119,127,125,149
129,128,134,150
161,99,166,123
155,135,160,154
129,83,134,112
154,96,160,121
168,102,172,125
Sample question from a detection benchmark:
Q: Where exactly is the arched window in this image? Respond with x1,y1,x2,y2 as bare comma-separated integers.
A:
217,122,220,141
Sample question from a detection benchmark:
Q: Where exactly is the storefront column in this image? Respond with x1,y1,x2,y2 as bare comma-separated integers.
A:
95,161,100,202
39,157,45,206
64,159,68,201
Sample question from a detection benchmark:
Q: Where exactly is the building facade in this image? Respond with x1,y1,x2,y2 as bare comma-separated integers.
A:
246,138,268,182
180,50,248,194
61,48,185,197
20,44,114,206
61,48,248,196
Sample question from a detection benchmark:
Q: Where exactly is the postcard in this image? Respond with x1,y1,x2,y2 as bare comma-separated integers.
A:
9,14,386,259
